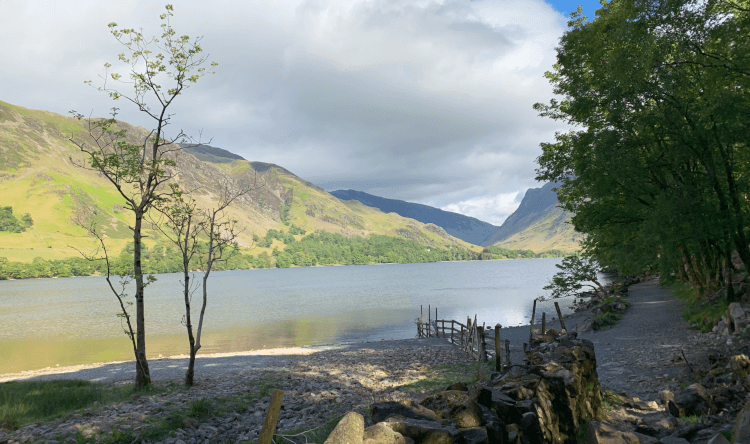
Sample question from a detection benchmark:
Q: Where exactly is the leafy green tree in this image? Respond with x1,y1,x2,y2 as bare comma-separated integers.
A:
535,0,750,300
69,4,216,387
544,255,606,299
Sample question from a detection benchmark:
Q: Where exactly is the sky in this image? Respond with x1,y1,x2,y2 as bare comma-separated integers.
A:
0,0,602,226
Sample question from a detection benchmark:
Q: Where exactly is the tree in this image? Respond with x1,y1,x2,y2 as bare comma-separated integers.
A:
69,4,216,387
535,0,749,300
544,254,606,299
152,184,249,386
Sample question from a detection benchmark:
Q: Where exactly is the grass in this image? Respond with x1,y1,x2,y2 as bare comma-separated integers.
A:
575,421,589,443
681,413,702,423
399,361,495,395
0,380,164,431
273,413,346,444
600,390,620,412
665,280,730,333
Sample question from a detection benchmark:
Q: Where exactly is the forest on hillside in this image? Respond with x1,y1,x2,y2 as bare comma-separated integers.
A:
0,227,566,280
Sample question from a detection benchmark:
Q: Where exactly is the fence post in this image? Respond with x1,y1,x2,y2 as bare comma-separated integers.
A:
541,312,546,335
555,302,567,332
460,322,464,349
529,299,537,341
494,324,501,372
505,339,511,367
258,389,284,444
477,326,487,362
466,316,471,352
428,305,431,337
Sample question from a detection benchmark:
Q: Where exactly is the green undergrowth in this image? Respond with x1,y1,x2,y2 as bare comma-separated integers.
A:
0,380,166,431
665,280,730,333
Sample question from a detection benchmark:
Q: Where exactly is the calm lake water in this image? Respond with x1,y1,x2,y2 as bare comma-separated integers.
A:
0,259,572,374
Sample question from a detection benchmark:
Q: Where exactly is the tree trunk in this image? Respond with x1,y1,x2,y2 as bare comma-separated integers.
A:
183,244,197,386
133,212,151,387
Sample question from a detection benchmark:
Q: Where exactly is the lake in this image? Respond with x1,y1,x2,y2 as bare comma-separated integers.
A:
0,259,572,374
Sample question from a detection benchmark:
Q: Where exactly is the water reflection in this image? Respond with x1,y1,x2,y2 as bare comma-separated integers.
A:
0,259,567,374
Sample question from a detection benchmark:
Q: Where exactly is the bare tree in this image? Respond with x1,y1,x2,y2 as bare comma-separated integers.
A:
69,4,216,387
152,184,250,386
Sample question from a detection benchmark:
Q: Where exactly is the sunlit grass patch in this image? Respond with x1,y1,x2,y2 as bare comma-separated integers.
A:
0,380,153,430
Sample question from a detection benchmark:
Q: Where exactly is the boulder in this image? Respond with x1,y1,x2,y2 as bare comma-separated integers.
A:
634,412,678,437
371,401,440,423
380,417,462,444
325,412,364,444
363,422,414,444
475,387,522,424
586,421,659,444
706,433,730,444
420,391,484,428
459,427,489,444
672,383,715,417
659,390,675,405
734,398,750,444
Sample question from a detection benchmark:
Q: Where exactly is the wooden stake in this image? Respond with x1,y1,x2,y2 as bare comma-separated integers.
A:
258,389,284,444
494,324,501,372
505,340,511,366
428,305,431,337
477,326,487,362
530,299,537,340
555,302,566,332
541,312,546,335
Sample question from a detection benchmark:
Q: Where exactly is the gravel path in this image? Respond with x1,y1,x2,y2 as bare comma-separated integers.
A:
574,278,701,400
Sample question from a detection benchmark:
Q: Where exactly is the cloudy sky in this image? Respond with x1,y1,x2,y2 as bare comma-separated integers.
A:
1,0,600,226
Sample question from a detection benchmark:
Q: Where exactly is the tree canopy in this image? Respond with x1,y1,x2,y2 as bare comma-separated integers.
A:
535,0,750,299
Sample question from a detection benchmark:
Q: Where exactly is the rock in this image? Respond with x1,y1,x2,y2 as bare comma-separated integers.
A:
659,437,691,444
363,422,413,444
381,417,462,444
420,391,484,428
673,383,715,417
706,433,730,444
586,421,660,444
370,401,440,423
728,354,750,385
659,390,675,405
324,412,363,444
475,386,521,424
729,302,746,331
445,382,468,392
635,413,677,437
182,418,198,429
734,398,750,444
458,427,489,444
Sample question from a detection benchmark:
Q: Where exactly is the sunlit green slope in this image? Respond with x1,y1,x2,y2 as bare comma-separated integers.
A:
0,100,478,263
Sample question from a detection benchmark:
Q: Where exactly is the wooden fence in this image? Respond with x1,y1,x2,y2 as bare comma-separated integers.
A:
416,305,511,371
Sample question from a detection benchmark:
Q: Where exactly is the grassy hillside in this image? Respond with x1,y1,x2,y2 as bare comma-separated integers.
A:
0,101,478,266
492,206,582,253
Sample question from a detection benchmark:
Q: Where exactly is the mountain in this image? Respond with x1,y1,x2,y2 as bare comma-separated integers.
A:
0,100,477,264
329,189,499,246
480,182,582,252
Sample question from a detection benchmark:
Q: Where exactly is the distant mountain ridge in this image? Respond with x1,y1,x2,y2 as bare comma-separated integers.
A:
481,182,581,252
330,190,499,246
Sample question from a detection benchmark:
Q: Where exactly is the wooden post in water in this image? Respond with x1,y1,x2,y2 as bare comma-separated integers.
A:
555,302,567,332
541,312,546,335
529,299,537,340
477,326,487,362
494,324,501,372
258,389,284,444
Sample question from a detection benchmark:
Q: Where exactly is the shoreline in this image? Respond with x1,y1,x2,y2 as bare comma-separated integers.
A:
0,305,590,384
